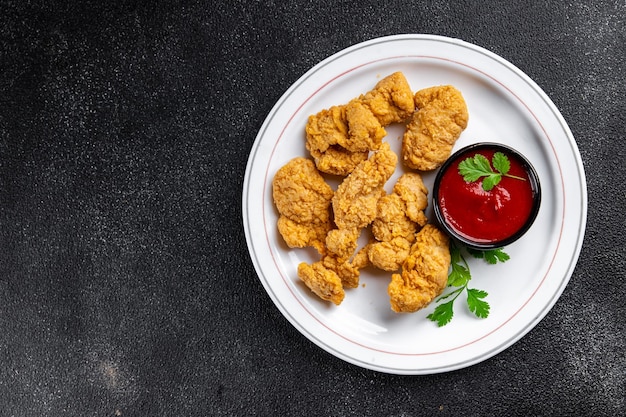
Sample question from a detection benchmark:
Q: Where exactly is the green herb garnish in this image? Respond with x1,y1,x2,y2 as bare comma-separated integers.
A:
458,152,526,191
467,247,511,264
427,242,509,327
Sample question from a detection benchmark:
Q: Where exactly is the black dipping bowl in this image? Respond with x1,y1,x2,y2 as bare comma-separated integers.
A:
432,142,541,250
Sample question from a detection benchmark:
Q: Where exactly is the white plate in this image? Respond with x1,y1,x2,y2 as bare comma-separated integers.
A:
242,35,587,374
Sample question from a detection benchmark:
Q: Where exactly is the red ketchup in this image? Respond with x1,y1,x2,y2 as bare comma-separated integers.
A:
434,144,540,247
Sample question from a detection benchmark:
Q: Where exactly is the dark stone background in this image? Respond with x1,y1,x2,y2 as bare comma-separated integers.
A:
1,1,624,416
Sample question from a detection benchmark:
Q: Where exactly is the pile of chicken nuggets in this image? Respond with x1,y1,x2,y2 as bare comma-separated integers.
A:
272,72,469,313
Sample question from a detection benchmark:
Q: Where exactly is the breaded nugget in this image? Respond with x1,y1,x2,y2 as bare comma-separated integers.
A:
306,101,385,155
367,173,429,271
360,71,416,125
388,224,451,313
318,143,397,288
325,228,360,260
368,237,413,272
305,105,348,154
305,105,360,176
371,194,415,243
277,216,329,255
332,142,397,231
305,101,385,175
297,262,345,305
402,85,469,171
308,145,369,177
392,172,429,227
368,193,417,272
340,99,386,152
321,254,361,289
272,157,334,254
305,72,413,176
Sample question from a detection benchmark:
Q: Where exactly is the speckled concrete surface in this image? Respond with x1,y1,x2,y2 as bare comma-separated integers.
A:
0,1,624,416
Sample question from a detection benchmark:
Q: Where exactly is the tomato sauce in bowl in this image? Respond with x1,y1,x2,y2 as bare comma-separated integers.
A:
433,143,541,249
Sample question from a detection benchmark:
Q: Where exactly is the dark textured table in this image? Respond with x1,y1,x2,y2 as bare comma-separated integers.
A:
1,1,624,416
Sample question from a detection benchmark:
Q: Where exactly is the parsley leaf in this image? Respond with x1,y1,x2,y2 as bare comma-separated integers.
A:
427,242,505,327
458,151,526,191
458,154,494,183
467,288,490,318
427,300,455,327
467,247,510,264
448,246,471,286
481,174,501,191
492,152,510,175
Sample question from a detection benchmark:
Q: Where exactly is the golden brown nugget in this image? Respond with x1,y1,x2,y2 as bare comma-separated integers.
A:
332,142,397,231
276,216,329,255
367,173,429,271
305,105,348,154
402,85,469,171
368,193,416,272
304,105,368,176
272,157,334,253
320,143,397,288
305,102,384,174
388,224,451,313
360,71,416,125
368,237,413,272
325,228,360,260
297,262,345,305
305,72,413,176
308,145,369,176
340,99,386,152
321,254,361,289
392,172,429,227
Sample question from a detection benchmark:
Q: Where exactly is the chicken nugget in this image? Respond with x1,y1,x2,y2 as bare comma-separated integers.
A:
325,228,360,260
392,172,429,227
367,237,412,272
305,101,385,175
317,143,397,288
402,85,469,171
297,262,345,305
305,105,348,154
332,142,397,231
367,173,429,271
321,254,361,289
360,71,416,125
277,216,329,255
368,193,417,272
388,224,451,313
272,157,334,253
339,99,387,152
308,145,369,177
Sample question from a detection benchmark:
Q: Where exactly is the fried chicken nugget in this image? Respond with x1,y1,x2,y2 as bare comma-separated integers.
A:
367,173,429,271
305,72,413,176
402,85,469,171
305,105,348,154
368,192,417,272
324,228,360,260
277,216,330,255
305,104,374,176
340,99,387,152
272,157,334,254
388,224,451,313
319,143,397,287
297,262,345,305
308,145,369,177
321,254,361,289
368,236,413,273
332,142,397,231
360,71,415,125
392,172,429,227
